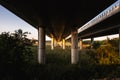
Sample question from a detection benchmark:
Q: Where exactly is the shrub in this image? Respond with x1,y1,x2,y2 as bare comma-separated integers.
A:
0,29,34,80
96,40,120,64
0,29,33,65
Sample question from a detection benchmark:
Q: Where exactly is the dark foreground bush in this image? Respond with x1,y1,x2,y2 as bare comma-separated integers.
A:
0,64,120,80
0,64,92,80
0,29,34,80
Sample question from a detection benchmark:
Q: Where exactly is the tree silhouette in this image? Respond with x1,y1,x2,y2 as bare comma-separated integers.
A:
0,29,33,65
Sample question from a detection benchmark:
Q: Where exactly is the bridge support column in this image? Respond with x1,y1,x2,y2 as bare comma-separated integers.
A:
91,37,94,49
119,28,120,56
54,40,57,47
38,27,45,64
51,37,54,50
79,38,83,50
62,39,65,49
71,29,78,64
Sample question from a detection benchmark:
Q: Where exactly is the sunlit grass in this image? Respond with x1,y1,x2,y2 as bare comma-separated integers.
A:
28,45,120,80
30,45,71,64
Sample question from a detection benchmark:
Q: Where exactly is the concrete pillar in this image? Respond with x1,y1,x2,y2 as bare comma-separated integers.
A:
51,37,54,50
91,37,94,49
62,39,65,49
71,29,78,64
54,40,57,47
79,38,83,50
119,28,120,56
38,27,45,64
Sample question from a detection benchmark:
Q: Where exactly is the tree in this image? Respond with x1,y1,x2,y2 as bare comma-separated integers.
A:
95,38,120,64
0,29,33,65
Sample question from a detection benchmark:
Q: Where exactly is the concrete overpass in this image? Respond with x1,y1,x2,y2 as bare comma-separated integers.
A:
0,0,119,64
66,0,120,51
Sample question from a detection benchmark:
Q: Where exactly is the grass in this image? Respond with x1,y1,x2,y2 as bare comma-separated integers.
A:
46,46,71,64
1,45,119,80
31,45,96,66
30,45,71,64
29,46,120,80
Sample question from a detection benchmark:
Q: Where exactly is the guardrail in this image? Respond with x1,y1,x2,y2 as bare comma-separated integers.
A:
78,0,120,33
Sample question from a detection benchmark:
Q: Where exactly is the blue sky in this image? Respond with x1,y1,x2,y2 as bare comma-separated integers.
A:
0,5,118,41
0,5,51,40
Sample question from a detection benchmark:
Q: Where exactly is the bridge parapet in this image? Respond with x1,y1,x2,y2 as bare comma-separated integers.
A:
78,0,120,33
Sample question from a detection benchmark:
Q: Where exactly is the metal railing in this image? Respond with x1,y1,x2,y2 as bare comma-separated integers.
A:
66,0,120,40
78,0,120,33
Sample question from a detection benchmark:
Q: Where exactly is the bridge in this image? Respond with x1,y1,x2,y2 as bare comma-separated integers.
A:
0,0,120,64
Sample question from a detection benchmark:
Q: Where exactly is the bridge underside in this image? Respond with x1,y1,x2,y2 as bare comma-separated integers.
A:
0,0,117,41
78,12,120,39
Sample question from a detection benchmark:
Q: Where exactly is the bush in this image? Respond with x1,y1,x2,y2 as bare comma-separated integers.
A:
0,30,33,65
0,29,34,80
95,39,120,64
0,30,120,80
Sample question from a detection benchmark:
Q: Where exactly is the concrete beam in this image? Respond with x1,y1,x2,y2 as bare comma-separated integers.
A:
78,0,120,33
71,29,78,64
62,39,65,49
51,37,54,50
79,24,120,39
38,27,45,64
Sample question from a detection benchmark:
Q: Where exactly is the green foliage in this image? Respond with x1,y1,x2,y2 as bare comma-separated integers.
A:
93,41,102,49
83,40,103,49
93,64,120,79
0,29,33,65
86,37,120,65
24,64,96,80
79,49,96,67
29,46,120,79
46,46,71,64
0,29,35,80
107,38,119,52
95,38,120,64
0,30,120,80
